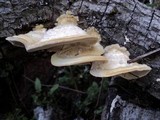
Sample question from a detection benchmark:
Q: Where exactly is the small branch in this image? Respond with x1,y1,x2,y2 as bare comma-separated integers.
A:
128,48,160,63
59,86,86,94
23,75,86,94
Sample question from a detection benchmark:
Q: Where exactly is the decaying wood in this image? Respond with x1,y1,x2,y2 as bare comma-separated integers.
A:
0,0,160,119
102,90,160,120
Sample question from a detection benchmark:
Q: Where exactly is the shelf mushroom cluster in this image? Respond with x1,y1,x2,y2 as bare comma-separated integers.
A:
90,44,151,80
6,11,152,80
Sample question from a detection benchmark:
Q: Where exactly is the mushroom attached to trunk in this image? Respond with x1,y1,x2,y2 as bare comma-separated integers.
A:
6,11,99,52
48,27,101,53
90,44,151,80
6,25,46,48
51,27,106,66
51,42,106,66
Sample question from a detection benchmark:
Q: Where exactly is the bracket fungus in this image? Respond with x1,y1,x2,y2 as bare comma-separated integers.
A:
51,42,106,66
6,25,46,48
6,11,99,52
90,44,151,80
51,27,106,66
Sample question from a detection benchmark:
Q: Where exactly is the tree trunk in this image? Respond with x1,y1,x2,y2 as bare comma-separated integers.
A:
0,0,160,119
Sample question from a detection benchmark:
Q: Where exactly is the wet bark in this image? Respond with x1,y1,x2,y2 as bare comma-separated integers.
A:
0,0,160,119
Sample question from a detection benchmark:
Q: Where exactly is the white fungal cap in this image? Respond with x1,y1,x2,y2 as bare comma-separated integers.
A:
6,11,99,52
51,43,106,67
90,44,151,80
47,27,101,52
41,24,87,42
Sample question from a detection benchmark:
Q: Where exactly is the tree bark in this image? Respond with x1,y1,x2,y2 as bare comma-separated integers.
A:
0,0,160,119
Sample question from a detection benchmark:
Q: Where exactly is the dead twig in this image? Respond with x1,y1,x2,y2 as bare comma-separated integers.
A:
128,48,160,63
23,75,86,94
